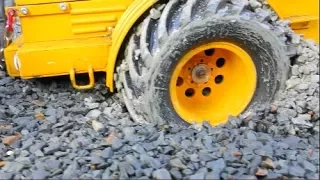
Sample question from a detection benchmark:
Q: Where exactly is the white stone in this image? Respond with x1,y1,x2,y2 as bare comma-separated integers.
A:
291,34,301,44
311,75,319,83
291,117,313,127
285,78,301,89
249,0,262,9
297,114,312,121
103,107,113,115
298,83,309,90
85,103,100,110
297,55,308,63
150,8,161,19
86,109,102,119
291,65,299,76
6,151,14,156
92,120,105,132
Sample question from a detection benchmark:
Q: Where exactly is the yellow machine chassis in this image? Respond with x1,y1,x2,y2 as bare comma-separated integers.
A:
3,0,319,92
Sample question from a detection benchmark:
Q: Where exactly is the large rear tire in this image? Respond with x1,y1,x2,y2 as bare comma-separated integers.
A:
116,0,295,126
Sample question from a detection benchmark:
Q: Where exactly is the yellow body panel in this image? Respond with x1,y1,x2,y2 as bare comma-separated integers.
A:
16,37,111,78
13,0,132,42
16,0,82,5
267,0,319,43
2,0,319,91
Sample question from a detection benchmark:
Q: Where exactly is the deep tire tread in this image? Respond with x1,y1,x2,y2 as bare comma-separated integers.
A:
117,0,296,124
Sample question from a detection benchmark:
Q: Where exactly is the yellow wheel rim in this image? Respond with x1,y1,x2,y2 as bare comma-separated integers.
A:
170,42,257,126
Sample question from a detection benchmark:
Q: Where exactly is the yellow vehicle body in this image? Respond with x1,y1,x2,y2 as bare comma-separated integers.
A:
2,0,319,92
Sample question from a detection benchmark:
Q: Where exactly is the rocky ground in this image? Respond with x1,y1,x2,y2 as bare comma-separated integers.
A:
0,0,319,180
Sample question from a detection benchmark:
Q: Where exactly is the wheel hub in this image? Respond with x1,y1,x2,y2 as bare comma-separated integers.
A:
170,42,257,126
191,64,211,84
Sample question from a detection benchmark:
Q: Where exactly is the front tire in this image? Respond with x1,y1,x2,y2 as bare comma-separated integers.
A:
117,0,294,126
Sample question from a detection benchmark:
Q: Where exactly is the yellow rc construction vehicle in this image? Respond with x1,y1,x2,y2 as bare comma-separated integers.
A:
0,0,319,126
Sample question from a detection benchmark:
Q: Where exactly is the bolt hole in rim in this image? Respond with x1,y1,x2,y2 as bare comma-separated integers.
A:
185,88,195,97
216,58,226,67
170,42,257,126
202,87,211,96
215,75,224,84
177,77,184,86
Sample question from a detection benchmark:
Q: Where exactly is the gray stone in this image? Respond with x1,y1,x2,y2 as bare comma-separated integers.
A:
170,168,182,179
54,151,68,157
132,144,146,154
101,148,114,159
142,168,153,177
0,77,14,85
189,172,205,179
21,138,34,150
109,162,119,171
206,158,226,173
182,168,193,175
20,150,30,157
91,156,104,165
152,169,171,179
181,139,192,149
2,162,25,173
236,175,257,179
92,170,103,178
289,165,306,177
140,154,161,169
45,108,57,116
198,151,216,161
282,136,301,147
111,139,123,150
34,150,44,157
102,169,111,179
170,158,187,169
303,160,317,172
246,131,257,141
216,132,229,142
0,172,13,179
62,165,78,179
43,143,61,155
125,154,141,170
43,159,61,170
306,173,319,180
30,142,46,153
278,108,297,118
80,166,89,173
32,169,49,179
205,171,220,179
190,154,200,162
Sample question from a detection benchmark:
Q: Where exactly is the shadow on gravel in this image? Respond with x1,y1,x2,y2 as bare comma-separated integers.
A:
34,72,107,90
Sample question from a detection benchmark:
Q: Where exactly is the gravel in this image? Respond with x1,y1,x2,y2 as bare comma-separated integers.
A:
0,0,319,179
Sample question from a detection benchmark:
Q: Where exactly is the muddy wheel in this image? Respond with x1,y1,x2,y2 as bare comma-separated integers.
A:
117,0,294,126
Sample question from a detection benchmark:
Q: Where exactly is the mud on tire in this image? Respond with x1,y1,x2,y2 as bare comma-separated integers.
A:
116,0,295,126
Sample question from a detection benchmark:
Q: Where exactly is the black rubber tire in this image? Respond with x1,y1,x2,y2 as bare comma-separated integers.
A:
116,0,295,126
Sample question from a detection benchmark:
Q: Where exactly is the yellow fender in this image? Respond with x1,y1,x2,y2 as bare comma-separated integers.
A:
107,0,319,92
107,0,159,92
